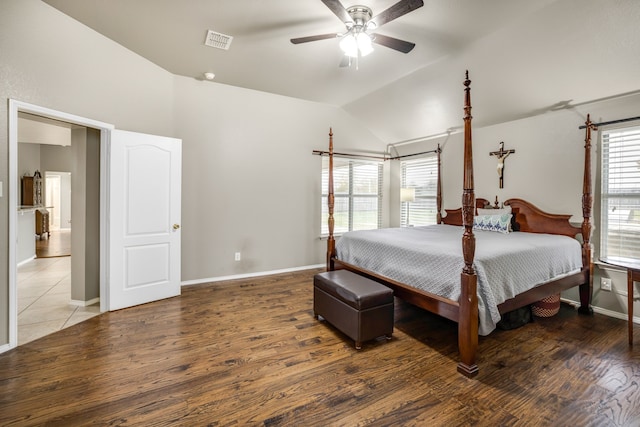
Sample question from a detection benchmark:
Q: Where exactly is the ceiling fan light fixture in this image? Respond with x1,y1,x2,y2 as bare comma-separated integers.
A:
356,32,373,56
339,32,373,58
290,0,423,64
339,33,358,57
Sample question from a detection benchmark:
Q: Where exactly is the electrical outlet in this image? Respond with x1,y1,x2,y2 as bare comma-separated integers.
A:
234,252,241,261
600,277,612,291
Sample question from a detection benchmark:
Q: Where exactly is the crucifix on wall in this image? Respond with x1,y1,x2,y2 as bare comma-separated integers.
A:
489,141,515,189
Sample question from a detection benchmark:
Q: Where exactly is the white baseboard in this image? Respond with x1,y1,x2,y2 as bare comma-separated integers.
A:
17,255,36,267
181,264,325,286
70,297,100,307
0,343,11,354
561,297,639,325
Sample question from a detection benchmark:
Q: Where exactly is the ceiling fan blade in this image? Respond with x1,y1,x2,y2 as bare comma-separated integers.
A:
290,33,339,44
321,0,352,23
370,0,424,28
371,33,416,53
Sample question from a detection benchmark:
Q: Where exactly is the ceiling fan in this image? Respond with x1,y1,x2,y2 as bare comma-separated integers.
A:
291,0,424,66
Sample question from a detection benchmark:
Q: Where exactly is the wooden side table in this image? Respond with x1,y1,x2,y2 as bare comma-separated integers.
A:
602,259,639,346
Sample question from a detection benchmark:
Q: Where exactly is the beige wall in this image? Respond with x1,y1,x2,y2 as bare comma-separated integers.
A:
40,144,74,172
174,76,385,280
68,128,100,302
17,144,41,186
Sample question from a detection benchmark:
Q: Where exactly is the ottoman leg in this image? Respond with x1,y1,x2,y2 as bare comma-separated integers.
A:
355,341,362,350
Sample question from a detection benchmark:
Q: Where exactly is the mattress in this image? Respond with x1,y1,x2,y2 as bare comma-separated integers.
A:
335,224,583,335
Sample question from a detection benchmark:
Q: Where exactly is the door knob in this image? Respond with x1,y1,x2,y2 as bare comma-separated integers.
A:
173,224,180,230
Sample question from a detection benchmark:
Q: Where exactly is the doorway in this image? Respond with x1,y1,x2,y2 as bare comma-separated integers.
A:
6,100,182,353
46,173,61,229
38,171,72,259
15,116,100,345
45,171,71,232
8,101,113,349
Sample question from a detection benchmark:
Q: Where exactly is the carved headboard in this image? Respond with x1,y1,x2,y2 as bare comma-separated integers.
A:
441,198,492,226
504,198,582,238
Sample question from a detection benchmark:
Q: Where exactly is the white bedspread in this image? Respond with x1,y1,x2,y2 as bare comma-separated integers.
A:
335,224,582,335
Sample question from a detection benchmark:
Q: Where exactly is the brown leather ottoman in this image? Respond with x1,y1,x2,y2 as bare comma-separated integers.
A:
314,270,394,349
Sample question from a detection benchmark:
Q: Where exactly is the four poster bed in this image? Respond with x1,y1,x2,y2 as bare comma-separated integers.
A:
324,71,595,377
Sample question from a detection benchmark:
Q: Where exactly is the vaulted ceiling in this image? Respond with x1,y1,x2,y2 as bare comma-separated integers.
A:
42,0,640,144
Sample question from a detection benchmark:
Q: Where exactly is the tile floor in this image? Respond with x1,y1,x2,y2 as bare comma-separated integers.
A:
17,256,101,345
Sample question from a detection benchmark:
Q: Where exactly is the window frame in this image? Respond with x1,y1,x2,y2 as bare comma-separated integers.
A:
599,123,640,264
400,155,439,227
320,156,383,236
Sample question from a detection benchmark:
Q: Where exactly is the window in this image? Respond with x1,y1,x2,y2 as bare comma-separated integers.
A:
401,156,439,227
600,124,640,263
321,156,382,235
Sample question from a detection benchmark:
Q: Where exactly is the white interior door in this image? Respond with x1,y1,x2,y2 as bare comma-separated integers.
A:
108,129,181,311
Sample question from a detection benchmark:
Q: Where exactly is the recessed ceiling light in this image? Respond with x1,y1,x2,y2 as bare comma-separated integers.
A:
203,72,215,80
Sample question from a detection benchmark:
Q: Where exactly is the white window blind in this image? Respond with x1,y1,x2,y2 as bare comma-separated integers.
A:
401,156,438,227
600,124,640,263
321,156,383,235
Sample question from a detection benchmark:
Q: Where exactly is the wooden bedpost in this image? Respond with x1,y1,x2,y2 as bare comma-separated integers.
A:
436,144,443,224
458,71,479,377
579,115,596,315
327,128,336,271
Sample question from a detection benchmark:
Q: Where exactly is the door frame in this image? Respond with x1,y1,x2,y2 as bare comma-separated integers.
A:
7,100,114,350
44,171,72,230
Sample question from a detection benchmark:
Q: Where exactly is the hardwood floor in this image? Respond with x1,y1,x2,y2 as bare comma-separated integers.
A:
36,229,71,258
1,268,638,426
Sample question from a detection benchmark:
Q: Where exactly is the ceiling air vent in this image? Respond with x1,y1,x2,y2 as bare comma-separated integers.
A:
204,30,233,50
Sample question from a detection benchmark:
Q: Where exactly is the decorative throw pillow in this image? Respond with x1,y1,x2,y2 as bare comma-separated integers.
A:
473,213,512,234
